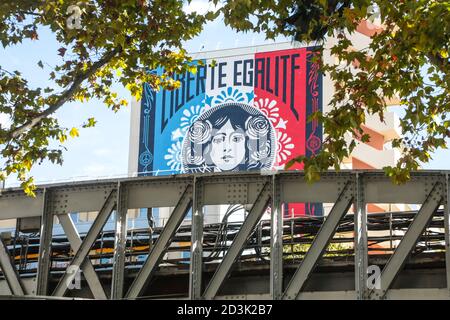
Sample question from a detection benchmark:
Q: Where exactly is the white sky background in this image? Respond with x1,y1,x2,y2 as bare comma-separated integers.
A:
0,0,448,187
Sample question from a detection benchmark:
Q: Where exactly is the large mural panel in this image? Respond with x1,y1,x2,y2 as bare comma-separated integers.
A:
137,46,323,216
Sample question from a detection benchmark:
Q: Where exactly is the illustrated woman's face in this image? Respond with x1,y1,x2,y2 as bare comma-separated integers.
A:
210,120,246,171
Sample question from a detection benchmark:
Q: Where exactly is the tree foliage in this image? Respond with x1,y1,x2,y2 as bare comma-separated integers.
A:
0,0,217,194
216,0,450,183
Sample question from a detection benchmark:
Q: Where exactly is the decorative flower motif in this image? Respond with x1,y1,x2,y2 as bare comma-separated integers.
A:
276,131,295,164
180,105,205,133
214,87,246,104
188,120,211,144
246,116,270,139
250,141,271,162
254,98,279,125
164,141,183,172
185,153,203,166
307,135,321,154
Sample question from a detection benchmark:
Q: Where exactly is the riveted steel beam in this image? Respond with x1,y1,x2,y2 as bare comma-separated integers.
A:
2,172,450,220
0,238,25,296
445,174,450,294
189,177,204,300
52,190,116,297
282,181,353,300
58,214,107,299
270,174,283,300
36,188,54,296
354,173,368,300
126,185,193,299
369,181,444,300
203,181,271,300
111,182,128,299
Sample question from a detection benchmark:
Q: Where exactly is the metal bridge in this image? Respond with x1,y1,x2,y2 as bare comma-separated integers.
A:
0,170,449,300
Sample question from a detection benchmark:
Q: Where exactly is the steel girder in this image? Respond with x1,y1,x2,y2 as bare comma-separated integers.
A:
354,173,368,299
215,288,450,300
189,177,204,300
52,190,116,297
0,238,25,296
270,175,283,300
445,173,450,294
282,180,354,299
111,182,128,299
369,181,444,299
0,170,449,300
58,214,107,299
126,185,193,299
1,171,446,220
36,188,54,296
203,181,272,300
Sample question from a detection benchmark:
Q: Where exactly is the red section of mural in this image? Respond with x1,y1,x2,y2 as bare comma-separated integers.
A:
254,48,307,217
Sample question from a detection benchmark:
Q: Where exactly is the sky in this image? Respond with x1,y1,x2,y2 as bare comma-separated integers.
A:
0,0,448,187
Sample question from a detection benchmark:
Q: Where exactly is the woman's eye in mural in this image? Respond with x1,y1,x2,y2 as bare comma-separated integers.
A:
212,134,225,145
231,134,244,143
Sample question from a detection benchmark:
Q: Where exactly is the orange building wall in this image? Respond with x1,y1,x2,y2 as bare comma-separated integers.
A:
358,125,385,150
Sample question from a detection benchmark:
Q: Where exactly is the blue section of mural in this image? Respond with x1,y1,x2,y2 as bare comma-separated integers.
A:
305,47,323,216
138,62,207,176
138,81,157,174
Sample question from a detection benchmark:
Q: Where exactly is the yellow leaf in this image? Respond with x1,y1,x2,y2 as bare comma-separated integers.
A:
75,94,85,102
69,127,79,138
23,159,32,171
59,133,67,143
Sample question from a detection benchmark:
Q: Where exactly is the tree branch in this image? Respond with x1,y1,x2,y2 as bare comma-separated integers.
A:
18,11,42,17
8,47,122,139
0,66,16,77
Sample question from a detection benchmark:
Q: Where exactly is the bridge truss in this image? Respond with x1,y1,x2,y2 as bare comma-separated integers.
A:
0,170,449,300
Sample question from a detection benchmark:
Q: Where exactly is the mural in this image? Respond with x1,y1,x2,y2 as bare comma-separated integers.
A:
137,46,323,216
182,102,276,173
